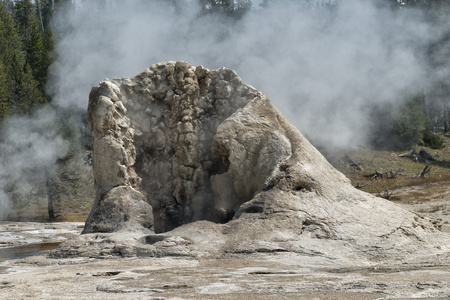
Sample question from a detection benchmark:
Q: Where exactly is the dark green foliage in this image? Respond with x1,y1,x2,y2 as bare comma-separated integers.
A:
14,0,35,42
26,23,47,91
14,63,46,114
35,0,54,30
0,61,10,117
199,0,252,18
0,0,54,118
370,96,433,150
0,0,92,221
0,5,25,115
0,4,23,75
391,96,432,149
422,131,444,149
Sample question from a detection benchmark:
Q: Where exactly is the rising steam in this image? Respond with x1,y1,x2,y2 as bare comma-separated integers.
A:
0,0,446,218
47,0,439,148
0,108,68,219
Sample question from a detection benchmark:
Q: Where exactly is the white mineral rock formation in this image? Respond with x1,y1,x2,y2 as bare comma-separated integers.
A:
61,61,449,266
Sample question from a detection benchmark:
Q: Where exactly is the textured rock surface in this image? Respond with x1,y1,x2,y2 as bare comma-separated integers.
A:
79,61,450,266
2,222,449,299
86,61,267,232
82,186,153,233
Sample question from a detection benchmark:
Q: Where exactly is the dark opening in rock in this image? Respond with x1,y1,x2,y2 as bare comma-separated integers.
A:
86,62,289,233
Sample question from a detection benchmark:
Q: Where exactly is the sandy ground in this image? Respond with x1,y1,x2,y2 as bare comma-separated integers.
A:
0,184,449,300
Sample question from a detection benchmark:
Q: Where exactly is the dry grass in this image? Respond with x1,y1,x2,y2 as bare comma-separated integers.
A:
328,133,450,200
59,213,89,223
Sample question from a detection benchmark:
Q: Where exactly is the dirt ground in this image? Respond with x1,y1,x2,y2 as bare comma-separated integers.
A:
391,181,450,232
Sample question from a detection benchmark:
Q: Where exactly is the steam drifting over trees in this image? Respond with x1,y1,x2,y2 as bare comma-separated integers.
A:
2,0,450,219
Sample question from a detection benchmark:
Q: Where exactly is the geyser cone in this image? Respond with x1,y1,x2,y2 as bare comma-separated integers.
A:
79,61,448,264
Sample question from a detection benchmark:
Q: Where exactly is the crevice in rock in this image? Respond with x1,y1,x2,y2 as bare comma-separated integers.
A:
86,62,295,234
120,62,259,233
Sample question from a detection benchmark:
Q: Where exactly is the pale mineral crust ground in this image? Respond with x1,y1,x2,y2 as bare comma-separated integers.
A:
0,220,449,299
0,61,449,299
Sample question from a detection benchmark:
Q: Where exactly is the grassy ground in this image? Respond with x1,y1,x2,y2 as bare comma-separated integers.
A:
327,133,450,199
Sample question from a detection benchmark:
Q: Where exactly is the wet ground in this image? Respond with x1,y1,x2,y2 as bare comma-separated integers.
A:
0,221,83,265
0,242,61,260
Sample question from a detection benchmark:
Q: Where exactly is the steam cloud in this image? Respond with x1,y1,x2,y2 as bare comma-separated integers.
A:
0,108,68,219
47,0,439,149
0,0,446,218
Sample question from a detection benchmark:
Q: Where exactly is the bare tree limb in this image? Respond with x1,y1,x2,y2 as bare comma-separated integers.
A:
417,164,432,178
355,183,394,200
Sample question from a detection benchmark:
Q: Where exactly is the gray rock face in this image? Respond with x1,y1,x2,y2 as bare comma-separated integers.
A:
86,61,269,232
79,61,449,265
82,186,153,233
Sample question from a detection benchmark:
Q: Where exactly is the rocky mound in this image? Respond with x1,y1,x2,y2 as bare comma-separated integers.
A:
54,62,449,266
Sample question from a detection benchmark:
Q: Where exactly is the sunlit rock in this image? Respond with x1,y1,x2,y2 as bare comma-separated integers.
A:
77,61,448,264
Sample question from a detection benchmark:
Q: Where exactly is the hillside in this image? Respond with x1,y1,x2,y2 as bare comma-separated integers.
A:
326,133,450,231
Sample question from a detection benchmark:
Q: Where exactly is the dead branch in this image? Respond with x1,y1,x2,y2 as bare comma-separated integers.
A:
387,168,403,179
355,183,394,200
363,170,384,180
363,168,404,180
417,164,432,178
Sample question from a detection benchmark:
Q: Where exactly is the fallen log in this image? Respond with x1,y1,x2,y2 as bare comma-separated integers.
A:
399,150,418,162
363,169,403,180
419,149,435,164
363,170,384,180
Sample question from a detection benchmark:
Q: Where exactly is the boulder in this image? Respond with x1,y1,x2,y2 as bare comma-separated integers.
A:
72,61,449,265
82,186,153,233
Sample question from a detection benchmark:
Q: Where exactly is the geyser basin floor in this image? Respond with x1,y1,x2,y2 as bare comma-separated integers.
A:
0,222,84,248
0,255,449,299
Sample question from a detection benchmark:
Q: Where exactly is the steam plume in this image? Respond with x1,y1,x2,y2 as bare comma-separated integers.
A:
48,0,438,148
0,108,68,219
0,0,445,218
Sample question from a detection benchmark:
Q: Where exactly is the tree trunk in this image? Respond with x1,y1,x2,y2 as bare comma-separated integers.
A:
46,177,55,221
36,0,45,32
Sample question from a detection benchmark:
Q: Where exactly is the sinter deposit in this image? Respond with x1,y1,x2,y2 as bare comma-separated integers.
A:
55,61,449,267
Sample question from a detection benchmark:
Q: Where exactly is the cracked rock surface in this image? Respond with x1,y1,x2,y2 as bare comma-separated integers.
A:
67,61,450,266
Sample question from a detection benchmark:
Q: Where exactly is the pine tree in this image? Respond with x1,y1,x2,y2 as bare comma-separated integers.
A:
0,61,10,118
41,0,55,29
41,27,53,89
15,63,46,115
0,0,14,15
199,0,252,18
14,0,36,43
26,23,46,91
0,1,49,117
0,4,22,115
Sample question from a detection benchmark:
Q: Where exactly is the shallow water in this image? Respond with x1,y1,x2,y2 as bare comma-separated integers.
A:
0,242,61,261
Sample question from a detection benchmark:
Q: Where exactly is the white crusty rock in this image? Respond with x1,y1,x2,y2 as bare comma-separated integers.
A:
70,61,449,265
